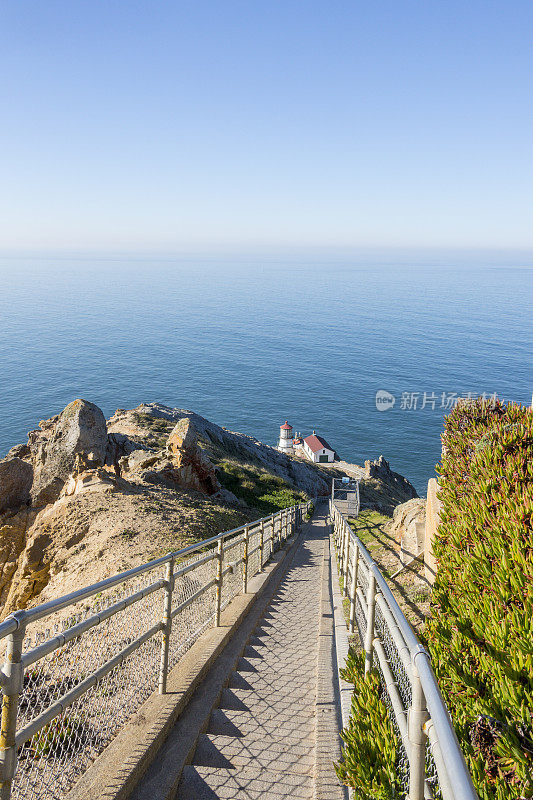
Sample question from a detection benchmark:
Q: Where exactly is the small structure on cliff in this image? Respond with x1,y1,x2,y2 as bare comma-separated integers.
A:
277,421,294,454
277,422,337,463
302,432,336,463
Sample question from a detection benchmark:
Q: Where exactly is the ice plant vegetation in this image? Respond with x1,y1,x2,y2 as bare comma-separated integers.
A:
425,398,533,800
335,649,401,799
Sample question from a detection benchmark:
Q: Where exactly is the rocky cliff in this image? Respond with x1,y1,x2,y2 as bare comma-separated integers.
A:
0,400,419,620
0,400,329,618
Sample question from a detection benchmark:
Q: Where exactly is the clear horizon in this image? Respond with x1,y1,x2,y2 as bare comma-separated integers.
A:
2,247,533,269
2,1,533,252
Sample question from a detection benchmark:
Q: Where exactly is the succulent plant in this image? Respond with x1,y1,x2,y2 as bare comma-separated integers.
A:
424,398,533,800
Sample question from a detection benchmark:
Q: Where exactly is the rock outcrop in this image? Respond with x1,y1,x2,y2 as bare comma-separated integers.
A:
387,498,426,563
165,419,220,495
0,458,33,512
28,400,108,505
364,455,417,498
0,398,419,620
105,432,148,476
0,508,37,607
358,456,418,515
108,403,329,499
0,399,331,618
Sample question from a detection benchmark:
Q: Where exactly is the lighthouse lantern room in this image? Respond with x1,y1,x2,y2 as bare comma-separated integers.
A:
278,421,294,454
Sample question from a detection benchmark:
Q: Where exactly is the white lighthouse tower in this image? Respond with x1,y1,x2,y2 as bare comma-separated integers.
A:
278,421,294,454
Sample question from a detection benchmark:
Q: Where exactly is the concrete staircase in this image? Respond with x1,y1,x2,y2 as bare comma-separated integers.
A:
176,524,323,799
129,509,345,800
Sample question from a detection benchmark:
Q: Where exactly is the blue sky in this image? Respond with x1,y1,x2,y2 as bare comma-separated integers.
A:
1,1,532,253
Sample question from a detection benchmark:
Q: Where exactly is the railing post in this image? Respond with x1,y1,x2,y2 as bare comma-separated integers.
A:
159,556,175,694
349,542,359,633
343,525,350,596
0,618,26,800
259,519,265,568
364,572,376,675
408,660,428,800
242,525,249,593
215,537,224,626
339,519,346,573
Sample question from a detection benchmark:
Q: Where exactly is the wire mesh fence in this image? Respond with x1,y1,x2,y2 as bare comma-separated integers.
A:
330,498,477,800
0,501,310,800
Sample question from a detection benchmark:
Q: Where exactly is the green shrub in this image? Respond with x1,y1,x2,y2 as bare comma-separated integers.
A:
424,398,533,800
26,716,89,758
336,649,401,799
217,460,306,513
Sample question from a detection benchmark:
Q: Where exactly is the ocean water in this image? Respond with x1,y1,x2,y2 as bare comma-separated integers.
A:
0,258,531,494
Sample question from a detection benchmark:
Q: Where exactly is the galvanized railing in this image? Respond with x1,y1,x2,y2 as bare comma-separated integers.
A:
0,500,311,800
331,499,478,800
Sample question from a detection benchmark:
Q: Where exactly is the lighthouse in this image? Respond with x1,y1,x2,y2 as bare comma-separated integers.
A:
278,421,294,454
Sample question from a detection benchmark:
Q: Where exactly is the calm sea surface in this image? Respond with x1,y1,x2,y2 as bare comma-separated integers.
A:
1,258,531,494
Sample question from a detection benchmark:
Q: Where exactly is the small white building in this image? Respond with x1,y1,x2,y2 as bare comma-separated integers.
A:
293,432,304,453
302,432,336,463
277,421,294,454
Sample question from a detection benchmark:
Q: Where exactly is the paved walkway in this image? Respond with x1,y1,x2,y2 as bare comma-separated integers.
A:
177,507,345,799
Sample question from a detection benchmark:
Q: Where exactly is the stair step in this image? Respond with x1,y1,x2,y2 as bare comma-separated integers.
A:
247,634,267,647
193,733,314,773
227,671,314,693
218,688,315,720
176,765,314,799
242,645,263,659
219,686,314,710
234,656,258,673
207,709,314,742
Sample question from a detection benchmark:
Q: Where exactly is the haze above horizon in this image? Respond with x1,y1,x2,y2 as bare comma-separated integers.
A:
2,1,532,253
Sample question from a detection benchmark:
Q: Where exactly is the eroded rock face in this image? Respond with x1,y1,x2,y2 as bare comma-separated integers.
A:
28,399,108,506
123,449,160,473
0,508,37,607
109,403,329,498
387,498,426,562
365,456,418,498
61,467,118,499
105,433,148,475
3,509,59,615
5,443,31,461
0,458,33,512
166,419,220,495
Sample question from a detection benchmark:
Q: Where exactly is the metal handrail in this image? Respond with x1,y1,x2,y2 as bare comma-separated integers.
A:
330,498,477,800
0,509,286,635
0,500,312,800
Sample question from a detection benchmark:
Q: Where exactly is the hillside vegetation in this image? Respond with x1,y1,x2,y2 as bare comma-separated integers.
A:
336,398,532,800
0,401,328,618
425,399,533,800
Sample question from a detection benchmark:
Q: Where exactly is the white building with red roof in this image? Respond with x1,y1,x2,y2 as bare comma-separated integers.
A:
302,431,336,463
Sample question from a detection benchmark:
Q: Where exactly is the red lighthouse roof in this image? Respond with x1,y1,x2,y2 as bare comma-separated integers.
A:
280,421,292,430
